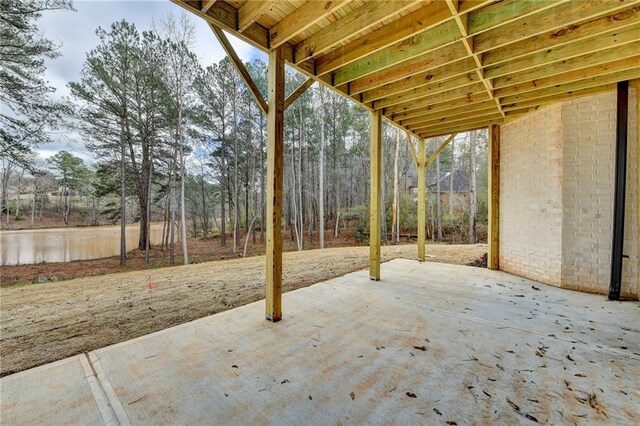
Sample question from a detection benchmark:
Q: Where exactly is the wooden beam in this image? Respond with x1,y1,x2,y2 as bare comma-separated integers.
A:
269,0,349,49
487,124,500,270
294,0,422,64
201,0,216,13
317,0,455,76
425,134,456,168
210,24,268,115
410,111,504,133
369,109,382,281
445,0,504,117
373,72,479,110
474,0,638,54
391,94,493,122
493,42,640,90
501,83,618,112
348,42,470,96
401,105,499,128
238,0,277,33
417,137,426,261
419,119,504,139
637,82,640,301
265,45,285,322
285,78,314,109
484,7,640,71
362,57,477,103
406,131,419,169
334,20,462,87
494,56,640,99
397,100,496,125
468,0,567,35
500,67,640,107
383,82,488,116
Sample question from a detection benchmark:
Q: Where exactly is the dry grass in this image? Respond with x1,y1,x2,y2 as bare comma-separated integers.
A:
0,243,485,376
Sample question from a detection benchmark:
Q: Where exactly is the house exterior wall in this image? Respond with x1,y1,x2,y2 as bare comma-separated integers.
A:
561,89,638,298
499,104,564,285
499,89,639,298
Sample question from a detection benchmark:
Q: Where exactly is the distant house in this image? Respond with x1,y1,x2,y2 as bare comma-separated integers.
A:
406,169,470,214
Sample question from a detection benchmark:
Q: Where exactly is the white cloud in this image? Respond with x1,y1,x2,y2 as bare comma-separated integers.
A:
37,0,263,161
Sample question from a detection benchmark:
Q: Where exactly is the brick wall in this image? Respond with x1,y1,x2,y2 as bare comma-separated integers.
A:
499,104,564,286
561,89,638,298
499,89,639,298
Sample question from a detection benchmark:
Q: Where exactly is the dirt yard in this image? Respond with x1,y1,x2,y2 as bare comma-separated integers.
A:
0,244,485,377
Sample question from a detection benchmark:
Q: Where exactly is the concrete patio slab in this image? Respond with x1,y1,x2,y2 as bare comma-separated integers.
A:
1,260,638,425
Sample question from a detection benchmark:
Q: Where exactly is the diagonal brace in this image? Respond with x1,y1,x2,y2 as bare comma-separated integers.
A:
210,24,268,115
425,134,456,168
285,78,314,109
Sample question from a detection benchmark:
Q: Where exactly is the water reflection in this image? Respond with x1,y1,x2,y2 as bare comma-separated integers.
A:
1,224,166,265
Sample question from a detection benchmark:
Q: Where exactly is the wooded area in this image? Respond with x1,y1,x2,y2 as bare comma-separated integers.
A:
0,1,488,267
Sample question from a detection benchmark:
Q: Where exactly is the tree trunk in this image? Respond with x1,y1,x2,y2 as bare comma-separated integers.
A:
449,138,455,215
318,87,325,249
391,130,400,243
119,117,127,266
469,130,477,244
436,152,442,241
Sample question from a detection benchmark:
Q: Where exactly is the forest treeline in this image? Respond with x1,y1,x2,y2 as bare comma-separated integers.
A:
1,1,488,265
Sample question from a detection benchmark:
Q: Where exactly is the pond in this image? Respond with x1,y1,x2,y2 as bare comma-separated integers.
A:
1,223,166,265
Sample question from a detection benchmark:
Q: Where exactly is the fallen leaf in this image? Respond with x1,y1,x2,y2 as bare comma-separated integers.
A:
412,345,427,351
433,408,442,416
574,373,586,378
525,413,539,423
531,286,540,291
445,421,458,425
507,398,520,412
406,392,417,398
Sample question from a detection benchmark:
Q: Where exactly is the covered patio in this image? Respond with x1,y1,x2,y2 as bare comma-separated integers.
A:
171,0,639,320
2,260,638,424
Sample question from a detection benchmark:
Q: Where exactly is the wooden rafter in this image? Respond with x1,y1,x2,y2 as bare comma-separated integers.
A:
294,0,423,64
238,0,278,33
269,0,349,49
201,0,217,13
175,0,640,146
210,24,268,115
445,0,504,117
285,78,314,109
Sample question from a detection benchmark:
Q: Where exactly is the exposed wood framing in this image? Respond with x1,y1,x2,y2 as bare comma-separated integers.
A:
238,0,277,32
210,24,268,115
405,131,419,168
488,124,500,270
369,109,382,281
201,0,216,13
417,137,426,262
284,78,314,109
265,46,285,322
177,0,640,138
445,0,504,117
425,134,456,169
294,0,422,64
637,82,640,301
269,0,349,49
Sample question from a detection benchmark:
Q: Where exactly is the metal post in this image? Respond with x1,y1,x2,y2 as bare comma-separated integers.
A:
609,80,629,300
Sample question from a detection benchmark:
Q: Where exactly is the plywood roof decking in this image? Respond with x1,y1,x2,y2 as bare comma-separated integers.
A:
174,0,640,139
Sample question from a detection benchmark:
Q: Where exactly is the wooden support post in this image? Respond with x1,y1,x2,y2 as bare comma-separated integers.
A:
637,83,640,301
370,109,382,281
265,46,284,321
488,124,500,270
417,138,426,261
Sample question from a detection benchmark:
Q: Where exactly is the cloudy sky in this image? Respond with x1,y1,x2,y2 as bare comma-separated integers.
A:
38,0,264,161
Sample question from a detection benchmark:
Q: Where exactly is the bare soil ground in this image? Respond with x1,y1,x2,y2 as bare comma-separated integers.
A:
0,243,484,376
